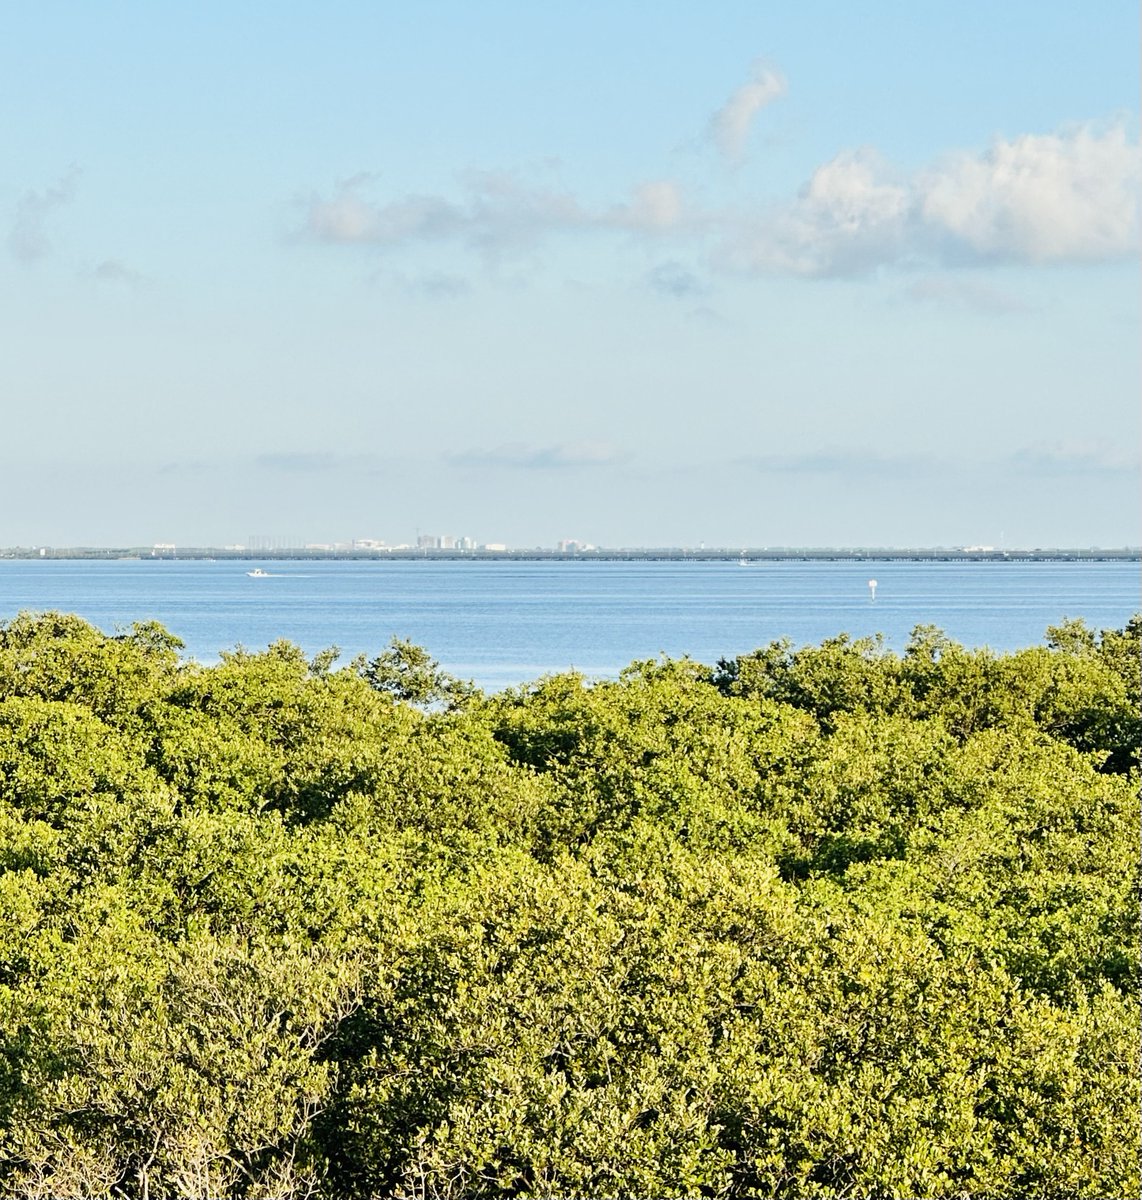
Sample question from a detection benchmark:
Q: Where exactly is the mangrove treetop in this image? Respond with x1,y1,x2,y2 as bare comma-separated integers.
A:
0,610,1137,1197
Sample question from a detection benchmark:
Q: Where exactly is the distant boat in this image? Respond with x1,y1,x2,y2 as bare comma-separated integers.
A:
247,568,270,578
738,552,750,567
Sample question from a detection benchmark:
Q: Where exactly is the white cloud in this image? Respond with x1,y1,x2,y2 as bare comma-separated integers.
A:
708,62,787,162
307,189,466,244
607,180,683,231
304,173,683,255
723,147,914,276
302,120,1137,279
7,168,79,262
920,123,1140,264
721,121,1139,277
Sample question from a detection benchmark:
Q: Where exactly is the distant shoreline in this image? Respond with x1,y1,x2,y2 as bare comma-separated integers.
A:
3,547,1139,563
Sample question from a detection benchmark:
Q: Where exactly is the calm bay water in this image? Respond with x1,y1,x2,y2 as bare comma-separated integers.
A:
1,559,1138,692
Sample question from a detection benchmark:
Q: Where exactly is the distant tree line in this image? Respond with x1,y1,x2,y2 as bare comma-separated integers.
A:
0,611,1137,1198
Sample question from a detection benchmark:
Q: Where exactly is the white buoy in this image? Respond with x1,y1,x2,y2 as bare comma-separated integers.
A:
868,578,877,600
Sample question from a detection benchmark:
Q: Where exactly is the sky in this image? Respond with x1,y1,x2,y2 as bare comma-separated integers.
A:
2,1,1138,548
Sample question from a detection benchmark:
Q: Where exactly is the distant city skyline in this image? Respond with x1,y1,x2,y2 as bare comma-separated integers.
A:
6,536,1139,558
2,3,1137,547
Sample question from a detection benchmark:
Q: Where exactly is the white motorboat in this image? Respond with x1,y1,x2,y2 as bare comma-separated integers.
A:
247,567,270,577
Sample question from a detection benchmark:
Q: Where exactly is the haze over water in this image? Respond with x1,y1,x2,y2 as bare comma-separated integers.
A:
2,559,1136,692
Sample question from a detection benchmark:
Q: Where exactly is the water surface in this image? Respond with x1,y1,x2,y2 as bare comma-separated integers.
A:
1,559,1136,691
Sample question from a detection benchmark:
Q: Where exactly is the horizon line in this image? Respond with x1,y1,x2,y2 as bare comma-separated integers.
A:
3,544,1139,562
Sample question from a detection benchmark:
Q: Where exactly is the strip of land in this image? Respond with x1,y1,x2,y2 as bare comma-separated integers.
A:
3,546,1139,562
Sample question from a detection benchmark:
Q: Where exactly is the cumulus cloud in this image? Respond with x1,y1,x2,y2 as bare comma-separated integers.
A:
449,441,625,469
8,168,79,262
301,118,1137,279
919,123,1139,264
722,121,1139,277
304,172,684,254
708,62,787,162
723,147,914,276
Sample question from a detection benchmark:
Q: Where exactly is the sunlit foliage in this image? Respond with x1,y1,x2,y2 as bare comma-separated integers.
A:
0,614,1136,1198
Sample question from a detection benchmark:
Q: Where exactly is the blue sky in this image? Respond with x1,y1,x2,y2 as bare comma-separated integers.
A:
2,2,1138,547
